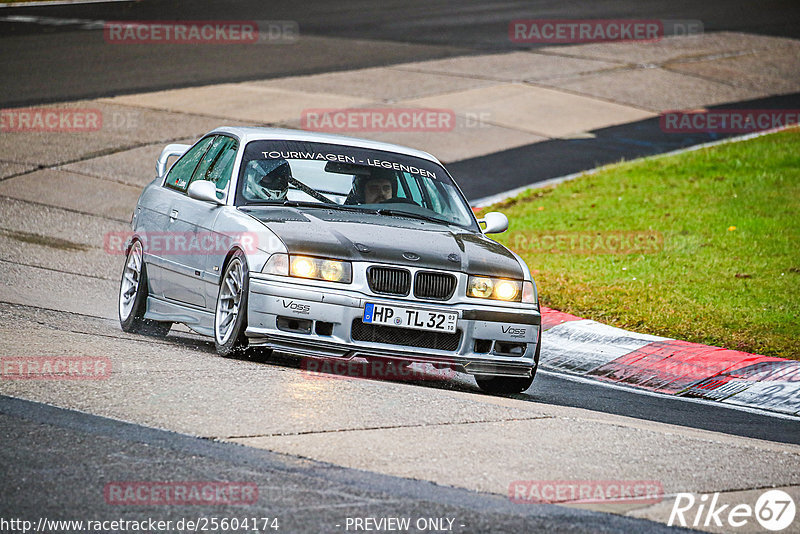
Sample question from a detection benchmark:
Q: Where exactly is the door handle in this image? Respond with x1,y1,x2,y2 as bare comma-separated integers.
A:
169,209,179,221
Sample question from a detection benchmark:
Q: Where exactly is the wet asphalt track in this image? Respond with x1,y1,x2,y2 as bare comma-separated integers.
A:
0,394,697,534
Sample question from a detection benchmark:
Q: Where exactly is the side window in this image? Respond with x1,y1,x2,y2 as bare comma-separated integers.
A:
209,142,238,199
420,177,444,214
398,172,425,205
164,136,214,192
189,136,239,200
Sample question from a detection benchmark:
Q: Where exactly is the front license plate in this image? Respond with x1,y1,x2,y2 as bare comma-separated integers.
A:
363,303,458,333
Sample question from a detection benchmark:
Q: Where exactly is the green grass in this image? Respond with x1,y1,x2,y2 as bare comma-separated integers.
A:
478,128,800,359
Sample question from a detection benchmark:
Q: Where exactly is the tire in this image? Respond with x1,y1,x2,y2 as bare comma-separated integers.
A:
214,250,251,357
118,240,171,337
475,374,534,394
475,325,541,395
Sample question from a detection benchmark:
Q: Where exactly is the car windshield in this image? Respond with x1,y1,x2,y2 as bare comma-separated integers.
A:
235,140,478,230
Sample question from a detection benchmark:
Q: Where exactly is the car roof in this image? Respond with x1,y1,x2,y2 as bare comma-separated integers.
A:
209,126,443,165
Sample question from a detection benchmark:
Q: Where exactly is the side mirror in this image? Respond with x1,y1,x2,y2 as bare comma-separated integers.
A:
478,212,509,234
187,180,223,205
156,143,191,179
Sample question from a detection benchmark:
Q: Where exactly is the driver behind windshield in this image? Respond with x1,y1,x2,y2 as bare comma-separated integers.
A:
345,170,398,205
364,177,393,203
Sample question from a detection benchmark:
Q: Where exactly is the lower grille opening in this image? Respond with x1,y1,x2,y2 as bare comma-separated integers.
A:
494,341,527,357
351,319,461,351
474,339,493,354
277,316,312,334
315,321,334,336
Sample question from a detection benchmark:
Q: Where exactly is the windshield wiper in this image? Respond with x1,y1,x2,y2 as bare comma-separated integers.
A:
287,177,336,205
247,201,449,223
375,209,451,226
281,200,379,214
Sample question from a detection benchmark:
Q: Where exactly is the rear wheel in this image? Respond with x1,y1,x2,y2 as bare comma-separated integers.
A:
118,240,171,337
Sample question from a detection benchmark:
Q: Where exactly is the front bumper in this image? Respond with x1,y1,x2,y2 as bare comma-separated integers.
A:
246,275,541,378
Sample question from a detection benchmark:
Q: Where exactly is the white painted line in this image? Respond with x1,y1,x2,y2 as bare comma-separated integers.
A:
472,169,604,208
539,369,800,421
0,0,127,8
471,124,799,207
0,14,104,28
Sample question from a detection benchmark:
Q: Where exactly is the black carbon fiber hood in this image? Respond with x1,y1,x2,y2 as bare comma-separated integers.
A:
244,207,523,278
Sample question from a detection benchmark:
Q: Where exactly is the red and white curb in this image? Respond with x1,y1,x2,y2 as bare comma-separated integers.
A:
539,307,800,417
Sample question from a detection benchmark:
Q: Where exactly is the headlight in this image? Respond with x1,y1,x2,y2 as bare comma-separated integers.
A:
262,253,352,283
292,256,316,278
467,276,522,302
290,255,352,283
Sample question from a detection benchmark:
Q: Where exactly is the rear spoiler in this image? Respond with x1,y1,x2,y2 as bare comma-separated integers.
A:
156,144,191,179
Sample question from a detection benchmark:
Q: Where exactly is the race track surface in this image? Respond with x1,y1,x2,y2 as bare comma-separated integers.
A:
1,1,799,532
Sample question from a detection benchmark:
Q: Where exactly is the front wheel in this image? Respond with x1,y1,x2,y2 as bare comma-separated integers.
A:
475,374,534,394
118,240,171,337
476,330,540,394
214,251,250,357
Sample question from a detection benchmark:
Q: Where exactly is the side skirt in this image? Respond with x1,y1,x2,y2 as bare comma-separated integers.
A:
145,296,214,337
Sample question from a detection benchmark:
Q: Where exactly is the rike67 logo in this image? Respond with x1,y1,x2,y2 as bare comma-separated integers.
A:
669,490,796,531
